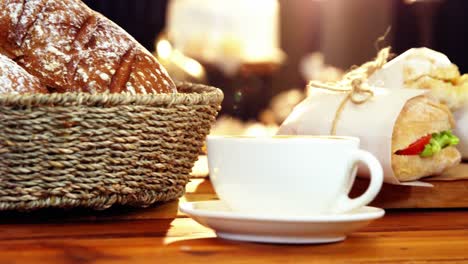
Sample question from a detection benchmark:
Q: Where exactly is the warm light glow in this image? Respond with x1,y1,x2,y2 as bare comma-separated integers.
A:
166,0,284,72
183,58,204,78
170,50,205,79
157,39,173,60
156,37,206,79
404,0,440,4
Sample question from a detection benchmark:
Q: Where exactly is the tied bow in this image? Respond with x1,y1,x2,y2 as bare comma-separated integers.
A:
307,47,392,135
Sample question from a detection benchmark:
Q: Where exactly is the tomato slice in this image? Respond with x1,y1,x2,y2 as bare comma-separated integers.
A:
395,135,432,156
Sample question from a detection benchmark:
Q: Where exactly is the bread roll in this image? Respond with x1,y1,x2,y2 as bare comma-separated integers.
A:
402,49,460,83
392,96,461,181
0,0,176,94
0,53,47,94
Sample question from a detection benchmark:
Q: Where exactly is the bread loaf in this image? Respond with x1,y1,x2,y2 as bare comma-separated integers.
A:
0,0,176,94
0,53,47,94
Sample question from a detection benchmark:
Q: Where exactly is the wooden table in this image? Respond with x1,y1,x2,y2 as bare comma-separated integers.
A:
0,179,467,264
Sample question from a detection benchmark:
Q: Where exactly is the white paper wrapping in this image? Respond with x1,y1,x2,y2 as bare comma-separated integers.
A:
278,87,427,185
369,48,468,159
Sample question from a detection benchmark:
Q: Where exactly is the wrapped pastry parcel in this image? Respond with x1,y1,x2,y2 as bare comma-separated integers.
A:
278,88,461,184
368,48,459,90
369,48,468,159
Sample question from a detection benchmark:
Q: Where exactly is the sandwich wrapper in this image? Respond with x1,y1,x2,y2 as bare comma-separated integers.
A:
369,48,468,160
278,87,432,187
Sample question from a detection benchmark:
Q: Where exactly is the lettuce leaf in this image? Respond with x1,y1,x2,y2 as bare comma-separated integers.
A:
420,131,460,157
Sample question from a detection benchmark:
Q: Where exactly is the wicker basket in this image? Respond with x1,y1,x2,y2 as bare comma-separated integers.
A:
0,82,223,211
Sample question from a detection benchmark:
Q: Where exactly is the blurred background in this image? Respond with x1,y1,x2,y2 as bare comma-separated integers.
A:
83,0,468,133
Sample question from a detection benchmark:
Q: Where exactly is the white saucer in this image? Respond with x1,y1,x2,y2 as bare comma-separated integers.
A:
179,200,385,244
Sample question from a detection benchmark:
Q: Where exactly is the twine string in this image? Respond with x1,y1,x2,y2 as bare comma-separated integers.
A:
307,47,392,135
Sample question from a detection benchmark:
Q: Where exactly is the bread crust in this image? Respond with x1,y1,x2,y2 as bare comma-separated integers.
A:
392,96,461,181
392,146,461,181
0,53,47,94
0,0,176,94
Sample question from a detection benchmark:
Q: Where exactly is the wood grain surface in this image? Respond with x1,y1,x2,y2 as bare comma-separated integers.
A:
352,163,468,209
0,176,467,263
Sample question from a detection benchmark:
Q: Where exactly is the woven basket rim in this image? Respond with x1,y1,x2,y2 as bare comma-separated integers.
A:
0,82,224,107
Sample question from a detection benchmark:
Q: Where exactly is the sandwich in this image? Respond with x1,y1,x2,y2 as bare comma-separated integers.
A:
370,47,468,159
278,88,461,183
392,96,460,181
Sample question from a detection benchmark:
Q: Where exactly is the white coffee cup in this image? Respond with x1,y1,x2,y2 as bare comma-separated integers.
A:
207,135,383,216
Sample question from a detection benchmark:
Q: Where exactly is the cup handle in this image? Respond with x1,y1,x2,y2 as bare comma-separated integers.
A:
332,149,384,214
